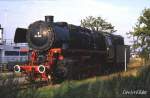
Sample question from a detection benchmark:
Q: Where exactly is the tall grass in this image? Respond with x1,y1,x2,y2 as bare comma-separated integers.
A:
0,74,40,98
39,65,150,98
0,65,149,98
0,74,20,98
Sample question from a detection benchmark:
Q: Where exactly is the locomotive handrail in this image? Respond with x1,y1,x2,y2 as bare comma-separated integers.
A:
63,49,107,54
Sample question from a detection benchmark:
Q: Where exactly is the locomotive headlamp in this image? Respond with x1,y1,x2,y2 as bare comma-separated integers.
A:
14,65,21,73
42,31,48,37
38,65,45,73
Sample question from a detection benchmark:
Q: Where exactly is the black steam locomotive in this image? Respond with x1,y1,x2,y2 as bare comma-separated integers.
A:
14,16,130,82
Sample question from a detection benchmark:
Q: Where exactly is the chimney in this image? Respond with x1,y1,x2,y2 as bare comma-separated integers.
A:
45,16,54,23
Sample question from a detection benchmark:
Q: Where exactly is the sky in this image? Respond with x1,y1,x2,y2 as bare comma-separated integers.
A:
0,0,150,44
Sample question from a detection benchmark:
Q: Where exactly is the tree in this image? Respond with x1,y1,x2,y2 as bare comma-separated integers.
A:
81,16,116,33
128,8,150,63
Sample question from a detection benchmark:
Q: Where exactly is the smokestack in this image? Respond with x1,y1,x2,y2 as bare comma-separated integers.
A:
45,16,54,23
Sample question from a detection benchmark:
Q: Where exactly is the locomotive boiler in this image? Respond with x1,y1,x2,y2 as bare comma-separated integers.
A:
14,16,130,82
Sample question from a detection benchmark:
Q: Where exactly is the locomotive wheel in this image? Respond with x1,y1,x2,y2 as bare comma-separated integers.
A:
52,59,75,83
53,65,68,82
52,60,68,83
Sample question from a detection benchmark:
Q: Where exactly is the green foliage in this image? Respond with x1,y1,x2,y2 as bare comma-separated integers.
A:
129,8,150,62
1,65,150,98
0,75,20,98
17,88,40,98
38,65,150,98
81,16,116,33
0,74,40,98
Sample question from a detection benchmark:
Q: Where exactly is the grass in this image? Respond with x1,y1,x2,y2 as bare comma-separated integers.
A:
37,65,150,98
0,75,20,98
0,62,149,98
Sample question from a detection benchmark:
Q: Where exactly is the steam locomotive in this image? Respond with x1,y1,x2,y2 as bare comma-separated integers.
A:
14,16,130,82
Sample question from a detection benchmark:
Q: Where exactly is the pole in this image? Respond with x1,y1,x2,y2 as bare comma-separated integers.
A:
125,47,127,72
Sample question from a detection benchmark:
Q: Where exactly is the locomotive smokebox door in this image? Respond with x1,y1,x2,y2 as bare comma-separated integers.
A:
27,21,54,51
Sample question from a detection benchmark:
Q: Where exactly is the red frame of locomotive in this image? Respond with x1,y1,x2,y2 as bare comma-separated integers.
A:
14,48,63,81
